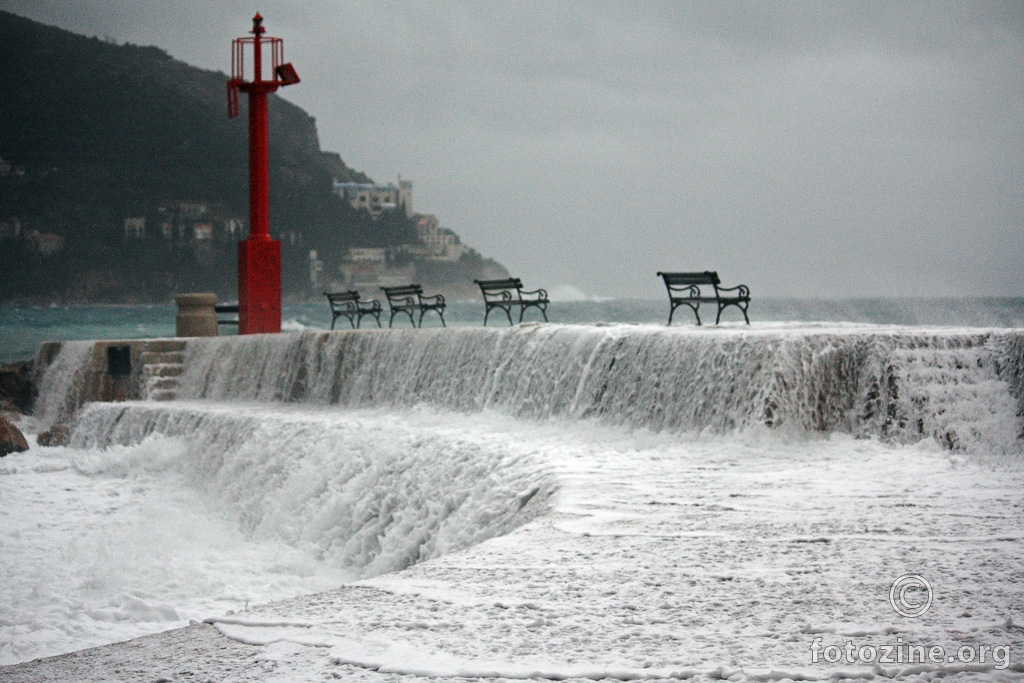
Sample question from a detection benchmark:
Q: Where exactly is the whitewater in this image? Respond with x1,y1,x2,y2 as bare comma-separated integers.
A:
2,322,1024,681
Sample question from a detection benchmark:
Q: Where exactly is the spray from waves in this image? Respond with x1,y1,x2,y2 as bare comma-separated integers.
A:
30,325,1024,454
168,326,1024,454
32,340,95,427
71,401,557,578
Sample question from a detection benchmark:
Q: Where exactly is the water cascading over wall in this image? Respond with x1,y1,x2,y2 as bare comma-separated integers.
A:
166,325,1024,453
30,325,1023,576
34,325,1024,453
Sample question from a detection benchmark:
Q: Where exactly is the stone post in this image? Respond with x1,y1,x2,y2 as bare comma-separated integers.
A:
176,293,219,337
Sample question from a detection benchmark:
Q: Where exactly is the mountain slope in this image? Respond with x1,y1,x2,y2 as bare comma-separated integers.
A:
0,10,503,303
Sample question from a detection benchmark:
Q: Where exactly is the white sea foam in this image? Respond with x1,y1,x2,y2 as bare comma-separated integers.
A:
31,340,94,427
163,325,1024,454
7,323,1024,674
1,403,555,665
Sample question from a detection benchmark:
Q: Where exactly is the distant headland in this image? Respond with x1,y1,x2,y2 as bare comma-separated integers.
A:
0,10,507,304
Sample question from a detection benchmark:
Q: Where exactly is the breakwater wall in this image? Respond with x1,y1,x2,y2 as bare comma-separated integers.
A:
33,324,1024,453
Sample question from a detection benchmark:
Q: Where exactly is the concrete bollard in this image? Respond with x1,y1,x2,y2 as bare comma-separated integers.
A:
176,293,219,337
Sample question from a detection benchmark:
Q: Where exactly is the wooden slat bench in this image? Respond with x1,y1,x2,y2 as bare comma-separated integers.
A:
214,302,239,327
656,271,750,325
474,278,549,326
380,284,447,328
324,291,382,329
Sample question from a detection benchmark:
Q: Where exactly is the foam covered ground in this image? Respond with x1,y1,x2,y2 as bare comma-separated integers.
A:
3,404,1023,681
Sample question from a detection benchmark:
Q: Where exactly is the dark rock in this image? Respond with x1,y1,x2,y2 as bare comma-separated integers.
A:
37,424,71,447
0,415,29,456
0,361,33,414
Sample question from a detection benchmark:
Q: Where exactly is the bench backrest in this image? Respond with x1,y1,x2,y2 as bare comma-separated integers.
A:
657,271,720,287
325,291,360,309
475,278,523,301
214,302,239,325
381,285,424,302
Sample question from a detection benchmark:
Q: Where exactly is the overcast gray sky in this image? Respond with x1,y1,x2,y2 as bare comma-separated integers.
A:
3,1,1022,298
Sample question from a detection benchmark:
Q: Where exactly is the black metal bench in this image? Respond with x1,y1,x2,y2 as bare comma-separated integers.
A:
656,271,750,325
214,302,239,327
324,291,382,329
380,285,446,328
474,278,549,326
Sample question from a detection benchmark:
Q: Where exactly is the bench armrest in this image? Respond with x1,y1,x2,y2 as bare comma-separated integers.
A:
666,284,701,298
715,284,750,298
520,288,548,301
483,289,514,303
419,293,445,305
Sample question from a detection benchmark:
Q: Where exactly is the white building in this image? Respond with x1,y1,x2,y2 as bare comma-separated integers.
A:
334,176,412,218
414,214,469,262
124,217,145,239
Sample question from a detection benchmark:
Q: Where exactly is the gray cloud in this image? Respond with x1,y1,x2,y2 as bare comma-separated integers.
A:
3,0,1021,297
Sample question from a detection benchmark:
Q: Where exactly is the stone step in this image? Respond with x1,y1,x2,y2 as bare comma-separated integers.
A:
142,351,185,365
149,390,177,401
143,339,187,353
146,377,179,391
144,364,184,378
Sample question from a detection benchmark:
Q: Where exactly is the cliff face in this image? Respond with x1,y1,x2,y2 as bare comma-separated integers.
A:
0,11,421,303
0,10,508,304
0,10,362,192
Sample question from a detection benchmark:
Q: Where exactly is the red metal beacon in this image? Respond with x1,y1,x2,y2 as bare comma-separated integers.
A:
227,13,300,334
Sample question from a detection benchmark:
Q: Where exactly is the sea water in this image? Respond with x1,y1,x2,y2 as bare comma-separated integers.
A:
2,303,1023,671
3,297,1024,362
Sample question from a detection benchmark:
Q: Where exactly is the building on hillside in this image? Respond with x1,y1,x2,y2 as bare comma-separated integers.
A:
25,231,65,256
413,214,469,262
397,176,412,217
336,246,414,291
0,217,21,240
124,217,145,239
334,176,413,218
309,250,323,289
193,222,213,241
152,202,244,243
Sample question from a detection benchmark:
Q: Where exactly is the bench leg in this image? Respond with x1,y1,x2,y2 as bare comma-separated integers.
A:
518,304,548,323
667,303,700,327
388,310,415,328
715,302,750,325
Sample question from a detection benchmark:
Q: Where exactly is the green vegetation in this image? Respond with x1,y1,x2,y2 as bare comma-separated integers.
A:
0,10,498,303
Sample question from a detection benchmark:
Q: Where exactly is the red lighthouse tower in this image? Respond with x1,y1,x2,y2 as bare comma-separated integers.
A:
227,13,300,334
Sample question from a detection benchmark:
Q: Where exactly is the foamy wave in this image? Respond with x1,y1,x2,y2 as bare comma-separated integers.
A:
71,402,558,576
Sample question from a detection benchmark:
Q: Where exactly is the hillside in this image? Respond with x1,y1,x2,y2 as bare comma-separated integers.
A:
0,10,506,303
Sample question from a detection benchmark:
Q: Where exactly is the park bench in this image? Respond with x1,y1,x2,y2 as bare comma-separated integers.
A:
656,271,750,325
324,290,382,329
380,284,447,328
214,302,239,327
474,278,549,326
